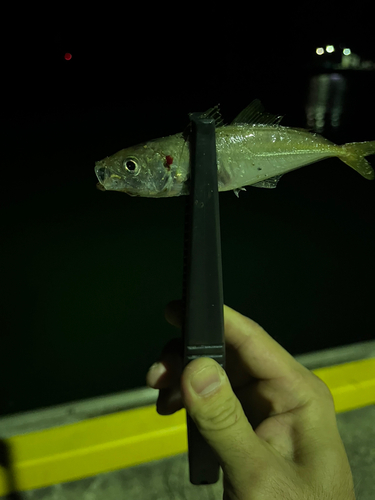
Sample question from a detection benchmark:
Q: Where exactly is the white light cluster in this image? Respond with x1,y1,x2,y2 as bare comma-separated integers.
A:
316,45,351,56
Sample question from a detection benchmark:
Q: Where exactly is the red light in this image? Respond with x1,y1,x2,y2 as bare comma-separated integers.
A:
64,53,72,61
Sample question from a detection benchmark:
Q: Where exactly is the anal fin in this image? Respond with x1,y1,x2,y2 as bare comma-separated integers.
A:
251,174,284,189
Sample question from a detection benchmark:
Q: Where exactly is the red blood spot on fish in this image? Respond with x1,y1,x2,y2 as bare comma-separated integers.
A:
165,155,173,170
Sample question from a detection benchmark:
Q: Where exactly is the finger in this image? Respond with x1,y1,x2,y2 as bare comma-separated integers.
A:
165,299,305,381
164,300,183,328
222,304,307,381
181,357,262,489
146,338,183,389
159,336,182,357
156,386,183,415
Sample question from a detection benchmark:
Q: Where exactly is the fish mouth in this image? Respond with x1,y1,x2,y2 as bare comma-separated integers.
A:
95,164,139,195
95,164,110,186
96,181,106,191
95,165,127,191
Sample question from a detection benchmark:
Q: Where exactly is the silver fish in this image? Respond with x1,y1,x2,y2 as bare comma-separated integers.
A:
95,100,375,198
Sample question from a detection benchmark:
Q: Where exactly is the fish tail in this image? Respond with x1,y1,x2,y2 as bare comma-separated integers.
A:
338,141,375,180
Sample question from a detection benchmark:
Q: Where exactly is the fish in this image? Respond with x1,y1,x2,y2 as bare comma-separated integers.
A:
94,100,375,198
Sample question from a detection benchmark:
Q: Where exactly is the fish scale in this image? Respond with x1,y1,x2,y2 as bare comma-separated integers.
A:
214,125,339,193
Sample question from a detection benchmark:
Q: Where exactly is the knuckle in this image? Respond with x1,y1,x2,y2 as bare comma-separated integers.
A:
309,371,334,400
289,366,335,411
197,393,242,433
298,369,336,412
297,363,334,398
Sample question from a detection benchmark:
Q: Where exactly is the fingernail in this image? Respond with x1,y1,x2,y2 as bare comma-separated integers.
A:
190,363,222,396
147,362,166,387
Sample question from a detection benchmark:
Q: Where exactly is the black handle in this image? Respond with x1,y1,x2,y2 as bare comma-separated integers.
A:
181,113,225,485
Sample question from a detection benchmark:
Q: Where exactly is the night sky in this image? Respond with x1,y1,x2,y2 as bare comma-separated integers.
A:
4,11,375,121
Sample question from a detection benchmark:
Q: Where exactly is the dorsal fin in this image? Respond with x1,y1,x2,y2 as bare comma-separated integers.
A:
231,99,283,126
182,104,225,143
199,104,225,128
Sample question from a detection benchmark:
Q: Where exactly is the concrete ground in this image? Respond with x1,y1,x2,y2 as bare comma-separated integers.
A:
1,341,375,500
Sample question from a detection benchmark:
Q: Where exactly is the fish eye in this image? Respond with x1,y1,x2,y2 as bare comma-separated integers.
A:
124,158,138,172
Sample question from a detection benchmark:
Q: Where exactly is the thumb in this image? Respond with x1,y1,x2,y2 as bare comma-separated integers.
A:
181,357,259,486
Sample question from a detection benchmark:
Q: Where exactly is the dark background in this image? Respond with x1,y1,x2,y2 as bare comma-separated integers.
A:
1,10,374,416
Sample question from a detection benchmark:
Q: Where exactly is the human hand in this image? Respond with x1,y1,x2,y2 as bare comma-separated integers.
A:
146,300,356,500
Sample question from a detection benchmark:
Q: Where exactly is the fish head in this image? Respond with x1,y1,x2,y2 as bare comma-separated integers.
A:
95,138,184,198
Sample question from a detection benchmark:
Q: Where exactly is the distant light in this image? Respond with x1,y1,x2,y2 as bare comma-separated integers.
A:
326,45,335,53
330,73,342,81
316,47,324,55
64,53,72,61
343,48,351,56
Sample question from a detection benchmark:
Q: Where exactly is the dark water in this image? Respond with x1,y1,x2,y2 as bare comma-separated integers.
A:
1,68,374,416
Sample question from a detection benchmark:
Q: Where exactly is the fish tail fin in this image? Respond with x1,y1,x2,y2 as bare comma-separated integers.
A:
338,141,375,180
